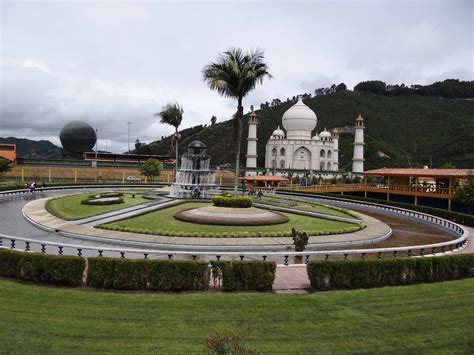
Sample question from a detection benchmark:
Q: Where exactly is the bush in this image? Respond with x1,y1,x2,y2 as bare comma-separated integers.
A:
81,197,124,205
0,249,84,287
307,254,474,291
212,195,252,208
210,260,276,292
87,257,209,291
147,260,209,291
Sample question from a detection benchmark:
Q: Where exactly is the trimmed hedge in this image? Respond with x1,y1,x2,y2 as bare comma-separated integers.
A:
0,249,85,287
307,254,474,291
210,260,276,292
212,195,252,208
87,257,210,291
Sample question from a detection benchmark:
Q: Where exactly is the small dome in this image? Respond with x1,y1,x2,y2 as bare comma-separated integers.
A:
272,126,285,137
282,96,317,136
312,134,319,140
319,128,331,138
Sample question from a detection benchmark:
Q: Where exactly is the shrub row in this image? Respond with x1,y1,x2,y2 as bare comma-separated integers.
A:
212,195,252,208
210,260,276,291
0,249,85,287
307,254,474,291
98,223,366,238
87,257,210,291
81,197,124,205
92,192,124,198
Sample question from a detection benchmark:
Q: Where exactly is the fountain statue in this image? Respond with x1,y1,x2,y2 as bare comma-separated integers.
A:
169,140,220,199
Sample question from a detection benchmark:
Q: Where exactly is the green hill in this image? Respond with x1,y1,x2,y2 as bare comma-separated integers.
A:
0,137,64,160
148,91,474,170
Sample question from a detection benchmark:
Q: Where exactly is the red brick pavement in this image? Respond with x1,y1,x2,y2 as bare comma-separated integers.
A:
273,265,310,291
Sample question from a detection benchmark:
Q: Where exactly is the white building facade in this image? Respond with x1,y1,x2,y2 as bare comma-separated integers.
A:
264,96,339,174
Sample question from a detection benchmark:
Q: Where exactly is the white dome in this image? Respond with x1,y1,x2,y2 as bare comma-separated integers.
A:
282,96,317,135
272,126,285,137
319,128,331,138
312,134,319,140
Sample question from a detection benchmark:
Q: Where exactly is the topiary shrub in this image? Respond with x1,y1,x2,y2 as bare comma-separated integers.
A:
210,260,276,292
212,195,252,208
0,249,84,287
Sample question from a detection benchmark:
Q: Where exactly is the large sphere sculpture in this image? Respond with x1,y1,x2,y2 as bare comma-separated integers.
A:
59,121,97,154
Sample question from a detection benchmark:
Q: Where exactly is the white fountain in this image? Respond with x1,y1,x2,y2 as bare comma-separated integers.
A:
169,140,220,199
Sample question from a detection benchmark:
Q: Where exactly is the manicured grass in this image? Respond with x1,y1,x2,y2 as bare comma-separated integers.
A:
0,278,472,353
102,202,355,236
46,192,149,220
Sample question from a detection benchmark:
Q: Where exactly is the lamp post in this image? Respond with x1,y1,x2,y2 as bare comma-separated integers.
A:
94,129,98,182
127,122,131,154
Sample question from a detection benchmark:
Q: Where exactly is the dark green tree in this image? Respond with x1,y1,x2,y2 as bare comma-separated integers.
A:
139,158,162,182
455,175,474,214
0,158,11,174
335,83,347,92
203,48,272,193
154,102,183,178
354,80,387,95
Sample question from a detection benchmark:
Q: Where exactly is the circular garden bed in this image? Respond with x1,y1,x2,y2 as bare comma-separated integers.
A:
174,205,288,226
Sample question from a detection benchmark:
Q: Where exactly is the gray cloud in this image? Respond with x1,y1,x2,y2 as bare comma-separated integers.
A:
1,1,472,153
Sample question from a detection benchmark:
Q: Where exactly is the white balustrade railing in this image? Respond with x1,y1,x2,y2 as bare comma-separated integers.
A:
0,186,469,264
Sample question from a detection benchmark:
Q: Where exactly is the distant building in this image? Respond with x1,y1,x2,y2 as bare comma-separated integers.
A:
264,96,339,173
0,144,17,164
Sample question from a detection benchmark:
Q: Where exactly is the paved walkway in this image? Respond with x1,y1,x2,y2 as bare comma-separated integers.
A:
274,265,310,293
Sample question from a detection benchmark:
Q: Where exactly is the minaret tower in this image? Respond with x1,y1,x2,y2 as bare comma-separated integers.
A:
352,114,365,174
245,111,258,176
332,128,339,171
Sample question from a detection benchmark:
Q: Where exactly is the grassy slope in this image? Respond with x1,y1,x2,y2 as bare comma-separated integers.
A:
46,192,149,220
102,202,354,235
0,277,472,353
148,92,474,169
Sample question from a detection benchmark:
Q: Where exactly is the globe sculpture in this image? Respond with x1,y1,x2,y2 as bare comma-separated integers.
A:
59,121,97,154
170,140,219,198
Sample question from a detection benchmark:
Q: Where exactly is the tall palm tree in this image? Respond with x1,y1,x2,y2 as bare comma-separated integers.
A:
203,48,272,193
154,102,183,179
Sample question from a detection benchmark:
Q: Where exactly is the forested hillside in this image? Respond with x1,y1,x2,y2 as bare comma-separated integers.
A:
0,137,64,160
146,91,474,170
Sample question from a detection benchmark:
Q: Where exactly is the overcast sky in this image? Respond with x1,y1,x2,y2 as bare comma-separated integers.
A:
1,0,472,153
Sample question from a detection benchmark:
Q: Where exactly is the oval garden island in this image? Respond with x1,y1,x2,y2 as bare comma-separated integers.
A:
23,187,394,252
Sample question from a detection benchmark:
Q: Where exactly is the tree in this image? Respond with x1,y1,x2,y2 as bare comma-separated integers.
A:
211,115,217,126
203,48,272,193
154,102,183,179
139,158,162,182
0,158,11,175
335,83,347,92
354,80,387,95
455,174,474,214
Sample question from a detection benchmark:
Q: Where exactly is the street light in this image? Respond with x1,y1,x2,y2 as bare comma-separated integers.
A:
127,122,131,154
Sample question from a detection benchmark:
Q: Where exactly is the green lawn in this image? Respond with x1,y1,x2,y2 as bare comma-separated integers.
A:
102,202,355,236
0,278,472,353
46,192,149,220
